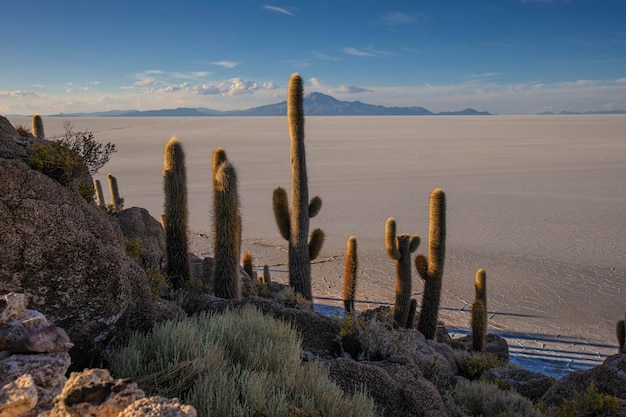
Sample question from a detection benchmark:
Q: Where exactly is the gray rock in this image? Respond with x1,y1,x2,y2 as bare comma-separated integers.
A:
0,158,155,369
0,116,28,160
0,293,27,325
481,366,554,400
0,374,38,417
0,325,73,354
114,207,166,273
458,333,510,362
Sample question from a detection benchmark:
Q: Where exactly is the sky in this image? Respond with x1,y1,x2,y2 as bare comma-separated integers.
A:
1,0,625,115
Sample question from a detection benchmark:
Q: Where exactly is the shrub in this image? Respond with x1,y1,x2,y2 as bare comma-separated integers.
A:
459,352,503,380
146,268,171,300
14,124,34,138
543,383,621,417
58,121,116,174
27,141,88,186
451,380,543,417
110,306,375,417
124,237,142,263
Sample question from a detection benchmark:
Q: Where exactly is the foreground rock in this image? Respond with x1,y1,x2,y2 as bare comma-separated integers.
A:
0,155,155,369
114,207,166,273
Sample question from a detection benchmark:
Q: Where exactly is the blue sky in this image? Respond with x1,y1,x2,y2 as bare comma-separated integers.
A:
2,0,625,115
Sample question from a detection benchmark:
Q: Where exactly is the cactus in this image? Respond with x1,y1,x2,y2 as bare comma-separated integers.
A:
242,251,256,282
271,73,324,301
212,147,242,300
471,299,487,352
385,218,420,328
343,236,358,314
262,265,272,284
407,298,418,329
94,179,105,208
32,114,45,139
475,268,487,309
162,137,190,290
416,188,446,339
618,317,625,354
106,173,124,212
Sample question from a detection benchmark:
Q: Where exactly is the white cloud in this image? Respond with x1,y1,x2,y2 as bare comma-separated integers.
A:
161,82,191,93
193,84,221,95
170,71,210,79
308,78,322,89
330,85,374,94
263,82,279,89
0,90,40,98
212,61,239,69
135,77,160,87
263,5,294,16
344,47,378,57
222,78,259,96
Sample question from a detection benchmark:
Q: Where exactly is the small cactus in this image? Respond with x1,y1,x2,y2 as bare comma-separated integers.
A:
343,236,358,314
617,317,625,354
212,147,242,300
416,188,446,339
475,268,487,308
162,137,190,290
32,114,45,139
471,299,487,352
271,73,324,301
385,217,420,328
106,173,124,212
262,265,272,284
94,179,105,208
242,251,257,282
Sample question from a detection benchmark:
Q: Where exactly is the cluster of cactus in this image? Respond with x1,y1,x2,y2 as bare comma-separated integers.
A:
385,218,420,328
471,269,488,351
416,189,446,339
212,147,242,300
93,174,124,212
272,73,325,301
162,137,191,290
342,236,358,314
617,314,625,354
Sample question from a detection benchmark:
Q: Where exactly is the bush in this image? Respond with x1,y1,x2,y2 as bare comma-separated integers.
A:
451,380,543,417
27,141,88,186
14,124,34,138
543,383,621,417
459,352,503,380
58,121,116,174
110,306,376,417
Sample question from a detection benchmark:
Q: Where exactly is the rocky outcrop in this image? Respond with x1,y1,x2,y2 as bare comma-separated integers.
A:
0,293,72,416
481,366,554,401
114,207,166,273
0,116,28,160
0,156,155,369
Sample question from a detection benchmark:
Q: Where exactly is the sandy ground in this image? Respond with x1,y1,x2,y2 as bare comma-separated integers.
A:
16,115,626,378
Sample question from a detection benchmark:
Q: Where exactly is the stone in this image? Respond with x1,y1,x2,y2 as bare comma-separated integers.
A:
0,292,27,324
114,207,166,273
458,333,510,362
153,299,187,323
119,397,197,417
0,325,73,354
42,368,145,417
0,116,28,160
328,356,447,417
0,374,38,417
0,158,155,369
481,366,554,401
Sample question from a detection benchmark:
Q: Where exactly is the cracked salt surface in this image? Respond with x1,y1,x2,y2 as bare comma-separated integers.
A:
23,114,626,380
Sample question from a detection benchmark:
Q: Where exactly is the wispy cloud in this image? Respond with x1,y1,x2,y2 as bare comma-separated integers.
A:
467,72,502,79
263,82,279,89
212,61,240,69
329,85,374,94
0,90,41,98
344,47,381,57
263,5,294,16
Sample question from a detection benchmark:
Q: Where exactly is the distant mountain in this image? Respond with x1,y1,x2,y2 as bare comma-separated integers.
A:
50,92,491,117
538,109,626,115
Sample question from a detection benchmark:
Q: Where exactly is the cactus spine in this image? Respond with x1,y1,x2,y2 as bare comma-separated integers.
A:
471,299,487,351
212,147,242,300
618,316,625,354
107,173,124,212
32,114,45,139
162,137,190,290
272,73,324,301
416,188,446,339
385,218,420,328
343,236,358,314
94,179,105,208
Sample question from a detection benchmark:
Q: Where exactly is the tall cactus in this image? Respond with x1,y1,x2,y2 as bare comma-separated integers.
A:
385,218,420,328
212,147,242,300
343,236,358,314
272,73,324,301
618,315,625,354
475,268,487,310
163,137,190,290
93,179,105,208
107,173,124,212
471,299,487,352
416,188,446,339
32,114,45,139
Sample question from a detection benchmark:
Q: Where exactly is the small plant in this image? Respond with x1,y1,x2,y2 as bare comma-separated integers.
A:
27,141,88,186
459,352,502,380
338,313,364,358
146,268,171,300
14,124,34,138
57,120,116,174
451,380,543,417
124,236,142,263
545,383,621,417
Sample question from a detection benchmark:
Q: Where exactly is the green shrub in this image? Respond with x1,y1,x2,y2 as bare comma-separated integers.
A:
146,268,171,300
451,380,543,417
459,352,502,380
27,141,88,186
110,306,375,417
544,383,621,417
58,121,116,174
124,237,142,263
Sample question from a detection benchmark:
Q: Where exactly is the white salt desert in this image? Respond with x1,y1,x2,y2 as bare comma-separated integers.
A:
22,115,626,378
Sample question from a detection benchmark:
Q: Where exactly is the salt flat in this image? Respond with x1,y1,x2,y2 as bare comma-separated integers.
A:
19,115,626,378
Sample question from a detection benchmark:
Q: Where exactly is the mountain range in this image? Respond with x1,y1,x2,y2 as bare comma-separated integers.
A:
50,92,492,117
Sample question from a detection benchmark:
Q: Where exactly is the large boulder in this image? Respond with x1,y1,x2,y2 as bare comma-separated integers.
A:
114,207,166,273
480,366,554,401
0,157,155,369
0,116,28,160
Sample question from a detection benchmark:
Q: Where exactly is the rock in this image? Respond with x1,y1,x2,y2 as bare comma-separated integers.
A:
0,352,71,413
114,207,166,273
328,356,448,417
42,368,145,417
458,333,510,362
0,292,27,324
0,374,38,417
0,325,73,354
0,158,155,369
541,354,626,406
153,299,187,323
481,366,554,400
119,397,197,417
0,116,28,160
